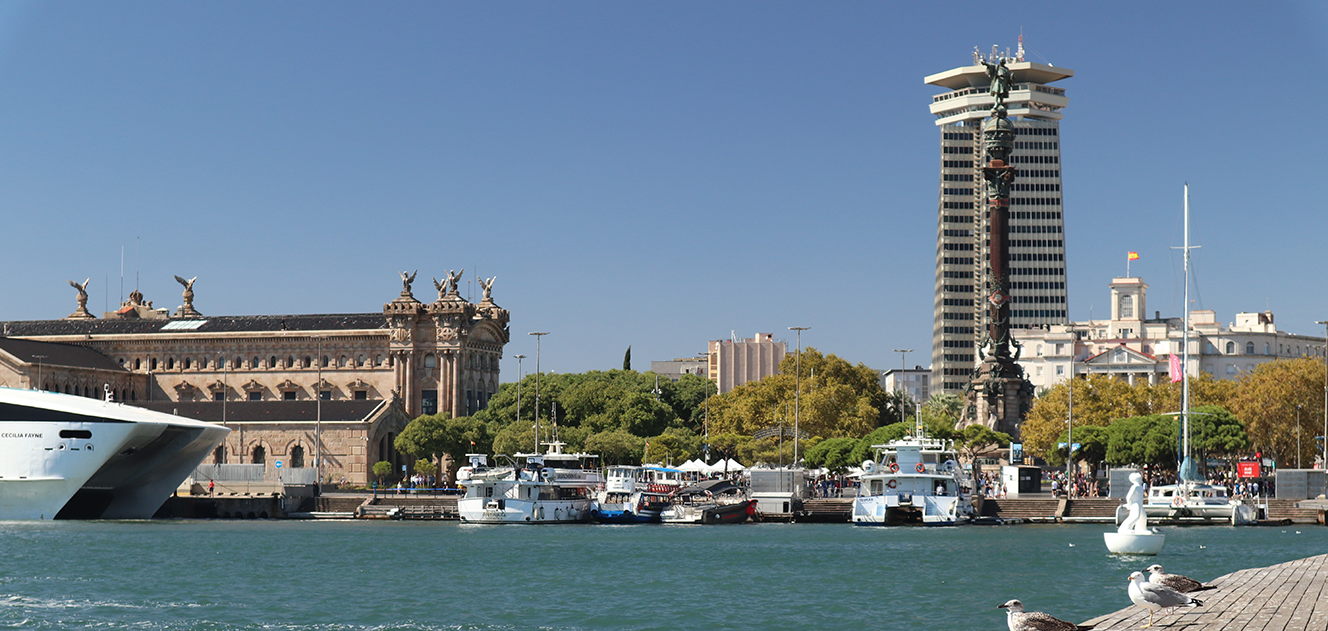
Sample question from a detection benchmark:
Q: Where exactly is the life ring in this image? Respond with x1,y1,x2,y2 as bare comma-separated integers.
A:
889,463,900,473
886,479,897,489
915,463,926,473
1171,496,1185,508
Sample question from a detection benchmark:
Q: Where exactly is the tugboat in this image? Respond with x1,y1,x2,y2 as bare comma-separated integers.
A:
660,478,755,524
852,423,975,526
456,442,602,524
590,465,684,524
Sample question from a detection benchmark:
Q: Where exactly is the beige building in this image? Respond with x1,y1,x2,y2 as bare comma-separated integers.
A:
0,272,509,484
707,333,786,394
1014,276,1326,392
880,367,930,404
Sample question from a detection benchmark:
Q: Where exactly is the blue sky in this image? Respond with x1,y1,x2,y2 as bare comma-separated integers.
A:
2,2,1326,376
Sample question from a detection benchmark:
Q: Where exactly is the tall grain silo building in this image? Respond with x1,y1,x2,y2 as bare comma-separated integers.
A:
925,43,1073,396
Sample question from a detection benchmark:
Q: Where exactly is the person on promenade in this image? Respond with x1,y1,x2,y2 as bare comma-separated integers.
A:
208,479,215,496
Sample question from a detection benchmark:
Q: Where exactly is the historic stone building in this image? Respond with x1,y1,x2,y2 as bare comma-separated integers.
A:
0,271,510,484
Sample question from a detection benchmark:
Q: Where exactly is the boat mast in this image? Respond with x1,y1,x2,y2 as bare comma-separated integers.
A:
1181,184,1192,480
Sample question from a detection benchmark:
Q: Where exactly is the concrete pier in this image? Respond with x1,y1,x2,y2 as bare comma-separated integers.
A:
1082,553,1328,630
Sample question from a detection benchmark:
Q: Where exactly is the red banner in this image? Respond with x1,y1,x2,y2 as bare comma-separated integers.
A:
1237,461,1261,478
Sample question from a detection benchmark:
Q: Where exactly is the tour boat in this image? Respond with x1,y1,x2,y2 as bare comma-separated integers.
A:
456,442,602,524
660,478,755,524
852,431,975,526
0,386,229,520
590,465,683,524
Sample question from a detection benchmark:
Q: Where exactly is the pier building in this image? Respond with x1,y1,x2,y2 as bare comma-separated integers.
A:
927,41,1073,397
0,272,509,484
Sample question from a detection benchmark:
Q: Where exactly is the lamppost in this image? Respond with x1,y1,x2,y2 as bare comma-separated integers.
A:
1066,350,1074,498
1317,320,1328,469
31,355,46,391
219,352,228,461
1297,404,1303,469
789,326,809,466
529,332,548,454
700,350,712,462
893,348,913,421
513,354,526,434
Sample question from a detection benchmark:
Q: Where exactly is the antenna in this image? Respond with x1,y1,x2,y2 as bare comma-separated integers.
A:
1017,31,1025,62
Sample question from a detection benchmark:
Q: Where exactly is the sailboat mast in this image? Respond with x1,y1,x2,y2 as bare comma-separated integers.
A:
1182,184,1192,475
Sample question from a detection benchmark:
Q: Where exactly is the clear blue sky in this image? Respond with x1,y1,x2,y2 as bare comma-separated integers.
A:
2,2,1326,377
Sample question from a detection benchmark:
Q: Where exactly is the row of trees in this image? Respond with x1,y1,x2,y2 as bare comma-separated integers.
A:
1021,357,1328,473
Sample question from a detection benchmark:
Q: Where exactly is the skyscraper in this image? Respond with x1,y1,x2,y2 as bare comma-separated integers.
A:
926,43,1073,397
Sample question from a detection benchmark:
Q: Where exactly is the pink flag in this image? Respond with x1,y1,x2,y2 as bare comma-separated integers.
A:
1168,353,1182,383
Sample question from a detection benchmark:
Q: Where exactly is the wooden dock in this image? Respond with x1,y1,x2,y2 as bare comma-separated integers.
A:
1081,553,1328,630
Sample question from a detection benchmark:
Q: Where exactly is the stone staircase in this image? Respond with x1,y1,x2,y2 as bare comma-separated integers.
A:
1266,499,1322,524
981,498,1061,521
1062,498,1121,519
795,498,853,522
357,496,459,520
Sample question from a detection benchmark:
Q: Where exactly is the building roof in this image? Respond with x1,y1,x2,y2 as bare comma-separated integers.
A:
924,61,1074,90
135,399,388,423
0,337,126,372
0,313,388,337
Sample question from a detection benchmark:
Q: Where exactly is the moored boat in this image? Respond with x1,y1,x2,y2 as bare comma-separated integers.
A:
852,433,974,526
456,442,602,524
660,478,754,524
590,465,683,524
0,386,229,520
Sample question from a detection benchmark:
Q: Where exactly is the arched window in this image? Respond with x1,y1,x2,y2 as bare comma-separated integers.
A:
269,356,277,369
375,354,382,366
357,354,366,367
1036,344,1043,356
338,355,348,368
166,357,175,370
135,358,141,370
290,445,305,468
1265,343,1271,355
235,357,243,370
251,357,260,369
303,356,311,368
1225,341,1235,354
150,358,158,371
217,357,225,369
251,446,266,466
424,353,437,368
200,357,208,369
322,355,329,368
287,356,295,368
213,446,226,464
183,357,192,370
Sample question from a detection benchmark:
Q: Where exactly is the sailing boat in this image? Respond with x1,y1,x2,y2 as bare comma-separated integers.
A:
1137,185,1257,525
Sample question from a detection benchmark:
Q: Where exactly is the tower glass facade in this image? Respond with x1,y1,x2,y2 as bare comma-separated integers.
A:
926,50,1074,396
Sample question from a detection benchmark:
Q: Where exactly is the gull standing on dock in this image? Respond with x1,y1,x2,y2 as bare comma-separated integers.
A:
1145,564,1212,593
1128,571,1202,627
997,599,1093,631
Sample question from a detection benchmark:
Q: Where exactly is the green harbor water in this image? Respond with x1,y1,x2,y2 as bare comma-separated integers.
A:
1,520,1325,631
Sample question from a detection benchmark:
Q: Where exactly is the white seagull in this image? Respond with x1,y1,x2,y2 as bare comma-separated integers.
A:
1144,564,1212,593
1128,571,1202,627
997,599,1092,631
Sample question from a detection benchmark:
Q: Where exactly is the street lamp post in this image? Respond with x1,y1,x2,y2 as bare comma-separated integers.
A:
1317,320,1328,468
513,354,526,438
789,327,810,466
31,355,46,391
529,332,548,454
1066,350,1075,498
219,352,228,461
314,336,324,494
1297,404,1303,469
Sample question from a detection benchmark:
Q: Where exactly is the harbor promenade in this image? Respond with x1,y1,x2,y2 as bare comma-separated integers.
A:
1082,553,1328,630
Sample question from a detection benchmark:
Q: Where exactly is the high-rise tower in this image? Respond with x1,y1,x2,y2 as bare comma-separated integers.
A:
925,43,1073,399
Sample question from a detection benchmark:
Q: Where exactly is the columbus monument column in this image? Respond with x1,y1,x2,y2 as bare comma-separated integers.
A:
960,54,1034,440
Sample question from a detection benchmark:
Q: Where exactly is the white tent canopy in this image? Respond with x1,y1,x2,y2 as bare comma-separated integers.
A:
677,459,707,473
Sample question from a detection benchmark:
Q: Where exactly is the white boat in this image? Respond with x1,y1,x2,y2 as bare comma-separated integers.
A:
852,432,975,526
659,478,754,524
456,442,602,524
1133,185,1256,526
0,386,230,520
590,465,684,524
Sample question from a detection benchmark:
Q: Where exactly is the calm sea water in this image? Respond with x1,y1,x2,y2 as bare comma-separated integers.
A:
1,519,1325,631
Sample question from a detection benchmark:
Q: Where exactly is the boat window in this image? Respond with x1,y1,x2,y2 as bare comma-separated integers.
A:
59,430,92,439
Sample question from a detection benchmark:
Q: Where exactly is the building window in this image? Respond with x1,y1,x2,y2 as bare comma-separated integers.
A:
1265,343,1271,355
213,446,225,464
320,390,331,401
214,392,224,402
269,356,278,369
251,357,260,369
1055,343,1064,355
1226,341,1235,354
1246,342,1254,354
338,355,348,368
355,390,368,400
150,358,158,371
1037,345,1043,356
422,390,438,415
251,446,266,466
303,356,311,368
287,356,295,369
183,358,191,370
283,391,296,401
424,353,437,368
166,357,175,370
1205,343,1215,354
1056,365,1064,375
1226,365,1236,374
321,355,329,368
357,354,366,367
133,358,141,370
248,391,261,401
375,354,383,366
290,445,304,468
1120,295,1133,318
217,357,225,369
200,357,208,369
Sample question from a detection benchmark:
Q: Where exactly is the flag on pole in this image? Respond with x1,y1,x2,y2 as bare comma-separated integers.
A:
1168,353,1182,383
1127,252,1140,260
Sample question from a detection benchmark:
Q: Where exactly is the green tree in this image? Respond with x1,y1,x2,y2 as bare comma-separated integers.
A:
413,458,438,478
957,425,1011,463
804,437,858,472
371,460,394,485
708,432,753,465
395,414,493,468
584,429,645,465
1105,415,1177,469
623,346,631,371
644,427,701,465
1229,357,1323,467
849,422,914,465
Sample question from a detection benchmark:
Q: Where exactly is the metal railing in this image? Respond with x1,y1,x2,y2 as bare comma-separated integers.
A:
190,463,318,485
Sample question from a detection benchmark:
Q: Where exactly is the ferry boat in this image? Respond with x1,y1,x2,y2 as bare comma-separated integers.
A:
590,465,683,524
456,442,602,524
0,386,229,520
852,433,975,526
660,478,755,524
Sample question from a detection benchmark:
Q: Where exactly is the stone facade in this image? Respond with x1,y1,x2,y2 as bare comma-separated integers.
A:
0,273,511,485
708,333,786,394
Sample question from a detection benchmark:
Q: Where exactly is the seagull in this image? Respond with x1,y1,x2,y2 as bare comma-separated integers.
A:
998,599,1093,631
1128,571,1202,627
1144,564,1212,593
